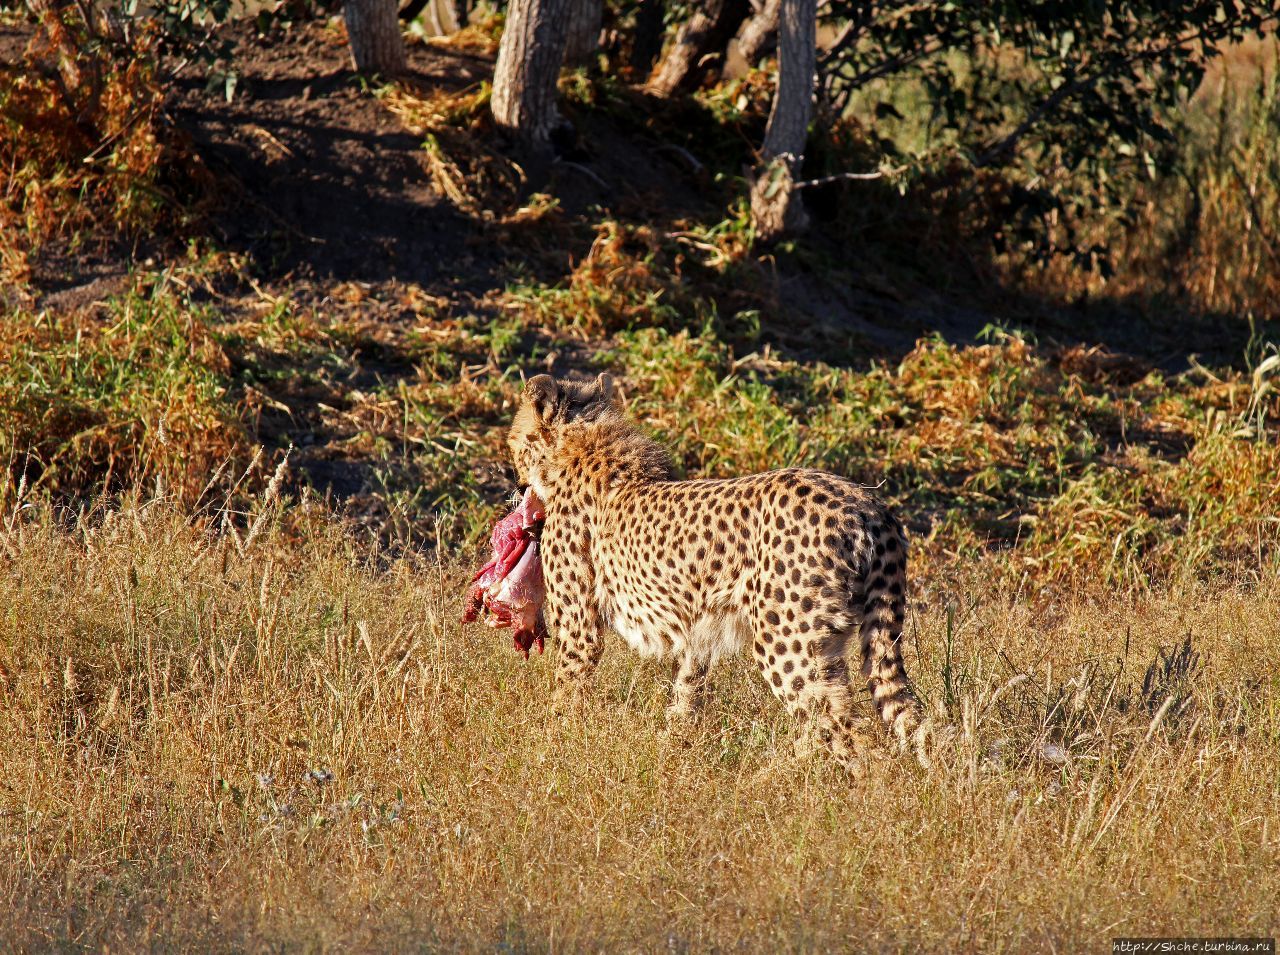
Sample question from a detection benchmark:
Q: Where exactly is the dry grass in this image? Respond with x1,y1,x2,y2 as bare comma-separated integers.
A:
381,83,528,220
609,328,1280,587
1022,38,1280,322
2,18,1277,951
2,491,1277,951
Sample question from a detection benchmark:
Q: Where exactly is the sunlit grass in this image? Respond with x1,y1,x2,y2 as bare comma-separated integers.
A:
1,493,1277,949
2,13,1277,952
0,276,249,506
602,325,1280,587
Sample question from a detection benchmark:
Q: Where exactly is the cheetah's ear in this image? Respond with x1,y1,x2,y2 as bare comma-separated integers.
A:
525,374,560,426
594,373,615,405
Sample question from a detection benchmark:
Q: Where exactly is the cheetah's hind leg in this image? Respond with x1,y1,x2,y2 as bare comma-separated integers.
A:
750,612,873,776
666,650,712,727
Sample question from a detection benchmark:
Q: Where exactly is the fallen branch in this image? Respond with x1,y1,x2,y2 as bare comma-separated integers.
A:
552,158,610,191
792,165,904,189
653,143,704,173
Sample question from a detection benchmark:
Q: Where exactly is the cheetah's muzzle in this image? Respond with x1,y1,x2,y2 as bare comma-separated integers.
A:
462,487,548,658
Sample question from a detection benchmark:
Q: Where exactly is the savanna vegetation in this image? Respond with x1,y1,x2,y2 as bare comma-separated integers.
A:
1,0,1278,949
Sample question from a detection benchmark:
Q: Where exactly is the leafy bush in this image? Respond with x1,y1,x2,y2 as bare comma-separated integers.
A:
0,281,249,504
814,1,1278,268
0,19,214,285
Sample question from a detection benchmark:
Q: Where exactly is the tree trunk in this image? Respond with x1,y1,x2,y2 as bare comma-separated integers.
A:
647,0,751,97
345,0,406,75
491,0,572,153
563,0,602,65
628,0,666,78
749,0,815,242
736,0,780,66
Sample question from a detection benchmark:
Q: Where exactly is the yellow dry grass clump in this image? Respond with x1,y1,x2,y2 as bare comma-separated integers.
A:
2,489,1277,950
381,83,527,219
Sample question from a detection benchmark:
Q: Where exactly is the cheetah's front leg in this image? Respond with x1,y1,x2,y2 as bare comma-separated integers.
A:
540,583,599,711
541,533,605,711
550,609,605,711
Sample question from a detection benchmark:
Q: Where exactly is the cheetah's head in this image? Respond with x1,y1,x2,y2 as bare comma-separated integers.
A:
508,372,617,499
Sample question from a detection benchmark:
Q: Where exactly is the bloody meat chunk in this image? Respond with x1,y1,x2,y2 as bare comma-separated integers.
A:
461,487,547,658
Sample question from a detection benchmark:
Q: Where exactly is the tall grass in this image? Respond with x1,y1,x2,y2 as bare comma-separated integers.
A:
1,490,1277,950
1172,43,1280,319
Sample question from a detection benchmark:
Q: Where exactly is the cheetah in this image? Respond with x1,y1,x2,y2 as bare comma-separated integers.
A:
507,372,928,769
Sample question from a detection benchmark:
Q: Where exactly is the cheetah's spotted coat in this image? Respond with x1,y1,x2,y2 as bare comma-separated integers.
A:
507,373,927,769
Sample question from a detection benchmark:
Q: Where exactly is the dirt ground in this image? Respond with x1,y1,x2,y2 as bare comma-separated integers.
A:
172,23,498,291
8,16,913,502
11,15,993,334
5,14,1255,510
